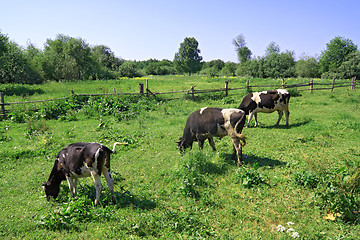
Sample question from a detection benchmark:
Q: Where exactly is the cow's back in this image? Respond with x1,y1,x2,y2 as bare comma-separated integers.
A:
187,107,224,135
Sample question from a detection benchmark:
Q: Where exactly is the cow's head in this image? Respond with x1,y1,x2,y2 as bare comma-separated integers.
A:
176,137,192,153
42,181,60,201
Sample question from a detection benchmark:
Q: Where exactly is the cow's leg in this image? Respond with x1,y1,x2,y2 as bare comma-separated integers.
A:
246,112,254,127
103,168,115,202
66,176,77,198
232,138,243,166
275,110,283,126
90,171,102,205
284,109,290,126
198,140,205,150
253,112,258,127
208,137,217,151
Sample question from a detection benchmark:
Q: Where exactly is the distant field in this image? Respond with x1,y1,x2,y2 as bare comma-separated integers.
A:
0,76,359,239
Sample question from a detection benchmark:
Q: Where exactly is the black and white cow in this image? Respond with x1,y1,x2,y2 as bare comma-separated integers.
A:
177,107,246,166
42,142,125,205
238,89,290,127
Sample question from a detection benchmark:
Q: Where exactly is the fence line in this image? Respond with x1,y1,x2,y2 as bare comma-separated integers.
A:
0,77,358,118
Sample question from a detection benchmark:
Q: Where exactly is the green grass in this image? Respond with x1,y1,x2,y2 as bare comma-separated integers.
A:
0,76,359,239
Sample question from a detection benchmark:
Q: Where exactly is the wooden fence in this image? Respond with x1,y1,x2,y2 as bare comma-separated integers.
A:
0,77,358,118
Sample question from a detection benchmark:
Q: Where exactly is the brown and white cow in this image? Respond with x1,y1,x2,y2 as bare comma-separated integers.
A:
238,89,290,127
177,107,246,166
42,142,125,205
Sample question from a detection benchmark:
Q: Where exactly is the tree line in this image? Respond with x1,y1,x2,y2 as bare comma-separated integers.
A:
0,32,359,84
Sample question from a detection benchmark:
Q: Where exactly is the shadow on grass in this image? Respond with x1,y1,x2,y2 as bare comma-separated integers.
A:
1,85,44,96
254,119,312,129
244,153,286,167
221,153,286,167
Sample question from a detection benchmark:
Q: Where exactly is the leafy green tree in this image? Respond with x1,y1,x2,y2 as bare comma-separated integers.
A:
262,42,295,78
42,34,95,80
296,55,320,78
0,32,41,84
118,61,142,78
233,34,252,63
219,62,237,76
236,57,265,78
324,51,360,79
174,37,202,75
92,45,123,71
319,36,358,75
265,41,280,56
264,51,296,78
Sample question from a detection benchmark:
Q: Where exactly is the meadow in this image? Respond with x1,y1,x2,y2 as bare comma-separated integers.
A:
0,76,359,239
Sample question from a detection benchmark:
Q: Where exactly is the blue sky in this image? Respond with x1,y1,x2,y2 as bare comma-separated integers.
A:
1,0,359,62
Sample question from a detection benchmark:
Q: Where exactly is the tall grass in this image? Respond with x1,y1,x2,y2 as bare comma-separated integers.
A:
0,76,359,239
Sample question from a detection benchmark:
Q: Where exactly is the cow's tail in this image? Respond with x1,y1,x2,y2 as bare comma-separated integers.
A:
235,133,246,147
112,142,128,153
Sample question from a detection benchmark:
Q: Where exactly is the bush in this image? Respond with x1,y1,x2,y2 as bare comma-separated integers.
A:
233,165,268,188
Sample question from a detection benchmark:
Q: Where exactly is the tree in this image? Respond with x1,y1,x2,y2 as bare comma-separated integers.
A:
265,41,280,56
0,32,41,84
319,36,358,75
42,34,95,80
92,45,123,71
327,51,360,79
233,34,252,63
219,62,237,76
174,37,202,75
296,55,320,78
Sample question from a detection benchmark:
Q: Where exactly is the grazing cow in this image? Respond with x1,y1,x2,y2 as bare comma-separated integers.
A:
238,89,290,127
177,107,246,166
42,142,125,205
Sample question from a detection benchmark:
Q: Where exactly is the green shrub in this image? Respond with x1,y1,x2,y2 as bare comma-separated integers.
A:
233,165,268,188
294,170,320,188
177,151,209,199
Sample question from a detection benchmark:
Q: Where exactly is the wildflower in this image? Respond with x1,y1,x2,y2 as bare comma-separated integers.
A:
276,225,286,232
287,222,295,226
287,228,295,233
292,231,300,238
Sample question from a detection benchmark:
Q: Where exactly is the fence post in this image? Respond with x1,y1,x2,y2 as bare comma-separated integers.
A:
282,78,285,88
191,85,195,100
331,78,335,92
71,90,75,95
0,92,6,118
246,80,250,92
146,79,149,97
139,83,144,95
352,76,356,90
310,79,313,93
224,80,229,97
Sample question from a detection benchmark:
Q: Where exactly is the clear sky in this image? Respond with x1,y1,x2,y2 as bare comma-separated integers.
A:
1,0,359,62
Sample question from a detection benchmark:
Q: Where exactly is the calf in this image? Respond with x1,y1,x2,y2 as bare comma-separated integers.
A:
42,142,125,205
177,107,246,166
238,89,290,127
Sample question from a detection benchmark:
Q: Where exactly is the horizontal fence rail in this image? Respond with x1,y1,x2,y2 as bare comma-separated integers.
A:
0,77,358,118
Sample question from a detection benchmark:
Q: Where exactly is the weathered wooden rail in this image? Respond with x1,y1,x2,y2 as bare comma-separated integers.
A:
0,77,357,118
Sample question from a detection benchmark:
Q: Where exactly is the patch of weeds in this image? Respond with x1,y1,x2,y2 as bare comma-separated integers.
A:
177,151,209,199
294,170,320,188
0,124,11,142
24,119,49,139
161,208,217,238
316,167,360,223
38,196,95,230
233,165,268,188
